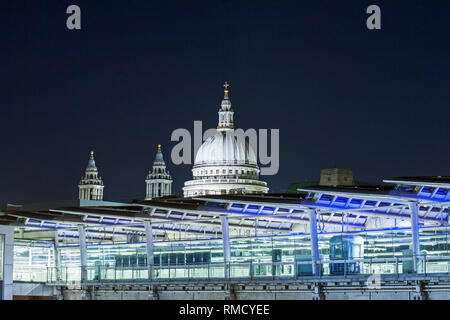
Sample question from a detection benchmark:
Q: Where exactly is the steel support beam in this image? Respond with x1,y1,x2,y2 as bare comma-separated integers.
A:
54,231,62,281
409,202,421,273
0,225,14,300
308,209,320,276
144,221,154,281
221,216,231,278
78,225,87,282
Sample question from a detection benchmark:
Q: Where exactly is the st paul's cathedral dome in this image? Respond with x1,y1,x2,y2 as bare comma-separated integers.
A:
183,82,269,197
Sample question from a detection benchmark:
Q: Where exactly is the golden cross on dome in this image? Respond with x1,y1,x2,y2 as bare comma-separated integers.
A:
90,150,94,160
157,144,161,152
223,81,230,99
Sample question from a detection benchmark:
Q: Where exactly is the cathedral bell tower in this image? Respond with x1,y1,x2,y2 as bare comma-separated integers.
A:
145,144,173,200
78,151,104,201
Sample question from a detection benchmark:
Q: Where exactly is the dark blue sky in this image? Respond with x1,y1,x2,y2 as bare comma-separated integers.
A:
1,0,449,204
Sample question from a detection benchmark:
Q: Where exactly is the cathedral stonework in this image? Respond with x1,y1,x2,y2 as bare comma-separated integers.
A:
183,83,269,197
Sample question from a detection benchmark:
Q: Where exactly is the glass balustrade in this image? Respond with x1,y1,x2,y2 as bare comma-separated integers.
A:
26,254,447,285
11,226,450,284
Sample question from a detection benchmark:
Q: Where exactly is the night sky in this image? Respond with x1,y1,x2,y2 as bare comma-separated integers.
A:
1,0,449,204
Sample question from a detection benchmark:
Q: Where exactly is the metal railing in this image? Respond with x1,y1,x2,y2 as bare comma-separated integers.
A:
13,265,48,283
31,254,450,285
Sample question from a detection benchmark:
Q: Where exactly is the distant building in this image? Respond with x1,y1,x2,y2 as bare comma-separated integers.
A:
78,151,104,200
145,144,172,200
287,168,360,194
319,168,354,187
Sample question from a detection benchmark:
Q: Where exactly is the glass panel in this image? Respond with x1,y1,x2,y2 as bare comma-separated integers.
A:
420,225,450,274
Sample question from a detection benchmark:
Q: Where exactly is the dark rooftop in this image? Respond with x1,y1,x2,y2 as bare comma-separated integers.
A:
384,176,450,184
297,184,394,195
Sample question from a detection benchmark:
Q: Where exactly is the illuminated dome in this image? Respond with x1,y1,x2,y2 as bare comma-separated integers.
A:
183,82,268,197
86,151,97,169
194,131,257,166
153,144,165,164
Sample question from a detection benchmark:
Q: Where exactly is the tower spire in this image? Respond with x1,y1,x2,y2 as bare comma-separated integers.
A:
157,144,161,153
90,150,94,160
